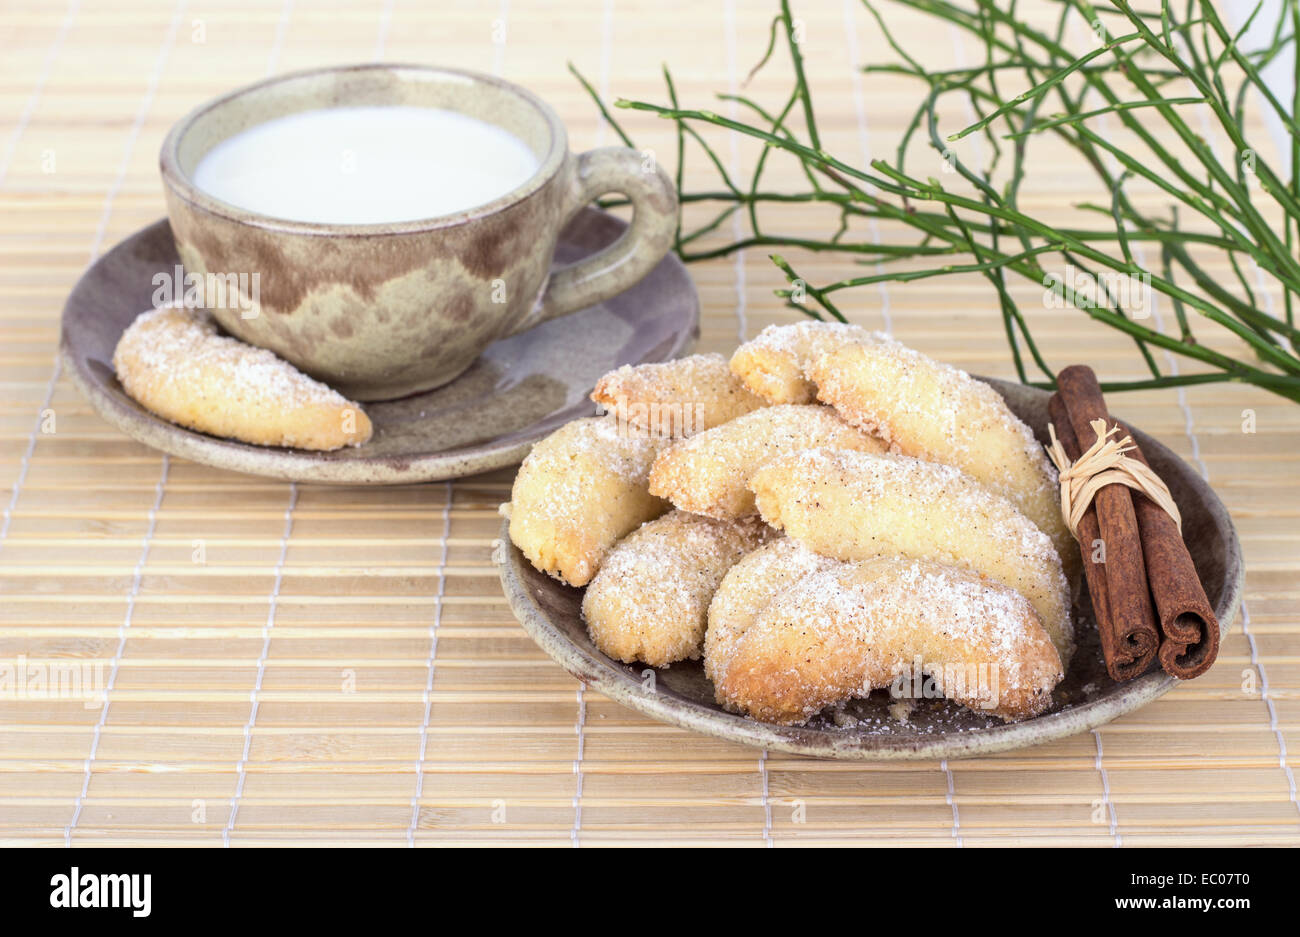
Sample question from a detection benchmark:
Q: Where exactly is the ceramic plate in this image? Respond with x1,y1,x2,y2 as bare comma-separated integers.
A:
495,378,1243,760
61,208,699,484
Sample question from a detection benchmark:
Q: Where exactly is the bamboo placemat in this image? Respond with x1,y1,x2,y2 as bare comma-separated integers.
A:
1,0,1297,847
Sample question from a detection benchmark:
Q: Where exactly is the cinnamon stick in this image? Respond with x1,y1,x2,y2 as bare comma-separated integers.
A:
1050,366,1164,680
1047,394,1115,644
1112,418,1220,679
1045,384,1159,675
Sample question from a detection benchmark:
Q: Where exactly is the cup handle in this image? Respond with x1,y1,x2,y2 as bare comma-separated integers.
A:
511,147,677,333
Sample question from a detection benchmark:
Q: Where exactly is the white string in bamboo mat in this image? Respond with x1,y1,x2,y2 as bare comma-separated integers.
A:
0,0,80,188
841,0,893,336
375,0,395,61
937,18,993,851
406,1,517,856
0,0,84,551
1081,10,1299,831
219,0,298,851
56,0,189,847
724,0,777,849
561,0,617,850
406,481,451,847
1183,66,1299,824
848,4,962,849
1070,14,1142,848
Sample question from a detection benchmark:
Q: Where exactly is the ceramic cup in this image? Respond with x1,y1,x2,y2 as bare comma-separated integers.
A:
160,64,677,401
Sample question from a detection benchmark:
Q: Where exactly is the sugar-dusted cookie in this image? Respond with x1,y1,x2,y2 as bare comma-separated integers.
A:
809,336,1073,574
647,404,885,519
113,305,371,451
712,556,1064,725
581,511,769,666
591,353,767,438
750,447,1073,665
704,537,836,690
507,416,670,587
729,321,876,404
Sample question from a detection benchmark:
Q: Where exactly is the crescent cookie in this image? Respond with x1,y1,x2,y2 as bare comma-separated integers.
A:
582,511,769,666
112,306,372,451
712,556,1064,725
729,321,876,404
507,416,670,587
591,353,768,437
750,448,1073,665
808,337,1073,573
704,538,836,689
647,404,886,519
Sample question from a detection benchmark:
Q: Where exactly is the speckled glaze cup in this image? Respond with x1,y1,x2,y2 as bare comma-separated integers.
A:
160,64,678,401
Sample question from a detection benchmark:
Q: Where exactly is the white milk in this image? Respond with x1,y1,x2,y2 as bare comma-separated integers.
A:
192,106,541,224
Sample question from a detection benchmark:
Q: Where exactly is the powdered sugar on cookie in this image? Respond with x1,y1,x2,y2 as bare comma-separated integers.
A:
113,305,372,451
808,334,1074,576
507,415,670,587
729,321,876,404
750,447,1074,664
713,555,1062,724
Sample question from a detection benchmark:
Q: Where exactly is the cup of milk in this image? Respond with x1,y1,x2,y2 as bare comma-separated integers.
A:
160,64,677,400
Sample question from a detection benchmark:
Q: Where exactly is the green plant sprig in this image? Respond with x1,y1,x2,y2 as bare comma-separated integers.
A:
573,0,1300,403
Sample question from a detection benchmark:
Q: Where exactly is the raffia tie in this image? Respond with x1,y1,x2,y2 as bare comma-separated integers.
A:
1045,418,1182,538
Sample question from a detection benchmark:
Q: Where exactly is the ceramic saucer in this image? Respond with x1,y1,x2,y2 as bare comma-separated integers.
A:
61,208,699,484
